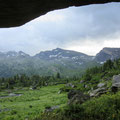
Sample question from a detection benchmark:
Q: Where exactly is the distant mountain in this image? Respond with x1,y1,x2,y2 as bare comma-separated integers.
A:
0,51,30,58
35,48,94,62
95,47,120,63
0,51,32,77
0,47,120,77
33,48,96,77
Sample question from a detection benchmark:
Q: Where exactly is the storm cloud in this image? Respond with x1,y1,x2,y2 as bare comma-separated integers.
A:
0,2,120,55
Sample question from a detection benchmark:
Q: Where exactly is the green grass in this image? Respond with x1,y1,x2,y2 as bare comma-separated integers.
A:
0,84,67,120
39,92,120,120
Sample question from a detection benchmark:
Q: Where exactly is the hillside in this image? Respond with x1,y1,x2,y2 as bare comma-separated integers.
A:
1,57,120,120
0,47,120,77
38,58,120,120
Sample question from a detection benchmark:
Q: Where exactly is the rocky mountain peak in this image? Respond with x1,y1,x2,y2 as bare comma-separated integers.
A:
95,47,120,63
34,48,93,61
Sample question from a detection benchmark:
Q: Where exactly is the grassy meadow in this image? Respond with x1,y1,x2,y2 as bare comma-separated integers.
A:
0,84,67,120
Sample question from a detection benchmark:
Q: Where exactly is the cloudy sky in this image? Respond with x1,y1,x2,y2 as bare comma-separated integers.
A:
0,2,120,56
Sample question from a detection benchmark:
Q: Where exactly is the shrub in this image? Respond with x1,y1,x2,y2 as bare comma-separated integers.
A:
38,92,120,120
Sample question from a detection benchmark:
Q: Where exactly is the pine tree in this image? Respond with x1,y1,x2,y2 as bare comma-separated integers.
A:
56,72,61,79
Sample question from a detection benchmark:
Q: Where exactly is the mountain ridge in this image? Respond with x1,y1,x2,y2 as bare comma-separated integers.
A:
95,47,120,63
1,47,120,58
34,48,94,62
0,47,120,77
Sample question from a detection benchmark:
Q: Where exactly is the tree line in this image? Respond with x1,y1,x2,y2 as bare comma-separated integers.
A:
83,59,120,82
0,72,78,90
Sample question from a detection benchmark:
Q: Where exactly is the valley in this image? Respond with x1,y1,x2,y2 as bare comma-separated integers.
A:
1,54,120,120
0,85,67,120
0,2,120,120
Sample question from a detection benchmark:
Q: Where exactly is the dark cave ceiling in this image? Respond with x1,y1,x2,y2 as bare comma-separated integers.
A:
0,0,120,28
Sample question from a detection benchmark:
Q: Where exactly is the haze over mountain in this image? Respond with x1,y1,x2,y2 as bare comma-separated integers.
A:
0,47,120,77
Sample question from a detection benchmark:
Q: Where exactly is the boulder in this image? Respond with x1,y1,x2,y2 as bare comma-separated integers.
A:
58,90,62,94
66,83,76,88
9,93,16,96
85,85,88,88
97,83,106,88
9,93,22,97
30,86,37,90
89,87,107,97
80,80,84,83
112,74,120,93
44,105,59,112
112,75,120,87
68,90,90,105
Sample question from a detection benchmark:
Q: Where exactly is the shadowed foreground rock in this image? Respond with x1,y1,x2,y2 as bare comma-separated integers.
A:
0,0,120,27
68,90,90,105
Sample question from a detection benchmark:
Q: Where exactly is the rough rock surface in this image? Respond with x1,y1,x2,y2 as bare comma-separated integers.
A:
0,0,120,27
44,105,59,112
97,83,106,88
68,90,90,105
66,83,76,88
112,74,120,87
30,86,37,90
95,48,120,63
112,74,120,93
89,87,107,97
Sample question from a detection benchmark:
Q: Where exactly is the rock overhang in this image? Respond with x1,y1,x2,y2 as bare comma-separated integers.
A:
0,0,120,28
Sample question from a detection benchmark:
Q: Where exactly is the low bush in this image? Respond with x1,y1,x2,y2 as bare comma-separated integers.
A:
39,91,120,120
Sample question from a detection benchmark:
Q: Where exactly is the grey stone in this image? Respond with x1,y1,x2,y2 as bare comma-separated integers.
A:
112,74,120,93
45,105,59,112
66,83,76,88
80,80,84,83
97,83,105,88
89,87,107,97
112,74,120,87
85,85,88,88
9,93,16,96
30,86,37,90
